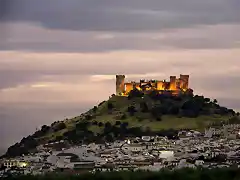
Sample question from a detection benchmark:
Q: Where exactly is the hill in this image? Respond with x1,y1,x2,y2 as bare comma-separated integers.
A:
3,89,239,157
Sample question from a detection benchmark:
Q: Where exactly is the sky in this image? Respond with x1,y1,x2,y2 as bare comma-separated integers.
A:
0,0,240,153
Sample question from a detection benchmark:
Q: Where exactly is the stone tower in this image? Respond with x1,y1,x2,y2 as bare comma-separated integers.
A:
170,76,177,90
116,75,125,95
180,74,189,90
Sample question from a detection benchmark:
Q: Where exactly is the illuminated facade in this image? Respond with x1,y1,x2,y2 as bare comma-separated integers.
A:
116,74,190,96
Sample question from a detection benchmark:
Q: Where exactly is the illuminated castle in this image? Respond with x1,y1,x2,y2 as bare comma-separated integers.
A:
116,74,190,96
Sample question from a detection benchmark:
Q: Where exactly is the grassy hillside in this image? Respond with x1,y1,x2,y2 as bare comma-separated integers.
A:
3,89,239,157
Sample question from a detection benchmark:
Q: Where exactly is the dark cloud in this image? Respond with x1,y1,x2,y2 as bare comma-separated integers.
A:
1,22,240,53
1,0,239,32
0,0,239,52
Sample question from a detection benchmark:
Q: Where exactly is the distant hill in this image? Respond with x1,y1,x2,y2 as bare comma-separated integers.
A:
0,148,5,156
3,89,239,158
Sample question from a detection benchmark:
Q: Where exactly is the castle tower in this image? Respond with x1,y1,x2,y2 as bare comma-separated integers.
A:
116,75,125,95
170,76,177,90
180,74,189,90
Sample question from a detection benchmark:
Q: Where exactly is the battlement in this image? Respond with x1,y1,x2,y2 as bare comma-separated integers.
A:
116,74,190,96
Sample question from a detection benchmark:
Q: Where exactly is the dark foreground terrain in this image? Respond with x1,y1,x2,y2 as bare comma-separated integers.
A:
3,168,240,180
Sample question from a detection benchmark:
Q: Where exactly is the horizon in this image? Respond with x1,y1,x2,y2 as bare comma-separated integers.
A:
0,0,240,152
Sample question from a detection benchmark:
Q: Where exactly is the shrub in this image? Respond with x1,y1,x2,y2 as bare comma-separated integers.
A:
53,122,66,132
128,88,144,99
85,114,93,120
115,121,121,126
107,102,114,110
127,105,136,116
140,102,149,112
93,106,98,113
92,121,98,125
98,122,103,127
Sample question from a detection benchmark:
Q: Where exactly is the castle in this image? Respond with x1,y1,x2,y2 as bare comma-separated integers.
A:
116,74,190,96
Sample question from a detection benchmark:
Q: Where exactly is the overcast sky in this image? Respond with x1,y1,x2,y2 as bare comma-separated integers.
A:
0,0,240,153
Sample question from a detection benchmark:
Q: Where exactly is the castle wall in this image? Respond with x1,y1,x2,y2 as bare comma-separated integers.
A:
125,83,134,94
157,81,164,90
134,83,141,90
116,74,190,96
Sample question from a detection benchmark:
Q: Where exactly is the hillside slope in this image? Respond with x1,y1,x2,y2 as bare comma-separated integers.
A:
3,89,238,157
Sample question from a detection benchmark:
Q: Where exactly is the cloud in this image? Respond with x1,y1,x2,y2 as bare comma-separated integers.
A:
1,0,240,32
1,22,240,53
0,49,240,100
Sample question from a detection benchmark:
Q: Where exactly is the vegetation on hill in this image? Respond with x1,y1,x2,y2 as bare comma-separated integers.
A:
3,89,239,157
4,168,240,180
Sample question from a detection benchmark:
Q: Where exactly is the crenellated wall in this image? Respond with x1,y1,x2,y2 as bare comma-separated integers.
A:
116,74,190,96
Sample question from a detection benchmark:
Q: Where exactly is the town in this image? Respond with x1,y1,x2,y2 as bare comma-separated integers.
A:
1,122,240,177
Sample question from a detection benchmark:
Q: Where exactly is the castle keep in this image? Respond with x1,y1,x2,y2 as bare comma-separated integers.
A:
116,74,190,96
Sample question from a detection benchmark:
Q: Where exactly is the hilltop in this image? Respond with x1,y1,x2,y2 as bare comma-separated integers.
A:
3,89,239,157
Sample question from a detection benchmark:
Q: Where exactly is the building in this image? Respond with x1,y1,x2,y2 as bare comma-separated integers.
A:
3,160,28,168
116,74,190,96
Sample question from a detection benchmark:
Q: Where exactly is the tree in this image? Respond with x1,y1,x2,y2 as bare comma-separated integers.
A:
85,114,93,120
151,106,162,119
204,98,211,103
55,135,63,141
156,116,162,121
213,99,218,104
98,101,106,107
145,127,152,135
93,106,98,113
120,113,127,120
105,134,114,142
168,105,180,115
229,116,240,124
148,90,160,100
92,121,98,125
121,122,129,128
76,122,89,130
115,121,121,126
140,102,149,112
98,122,103,127
127,105,136,116
103,122,112,135
54,122,66,132
128,88,144,99
107,102,114,110
181,99,201,118
41,125,49,131
127,127,143,137
105,122,112,129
